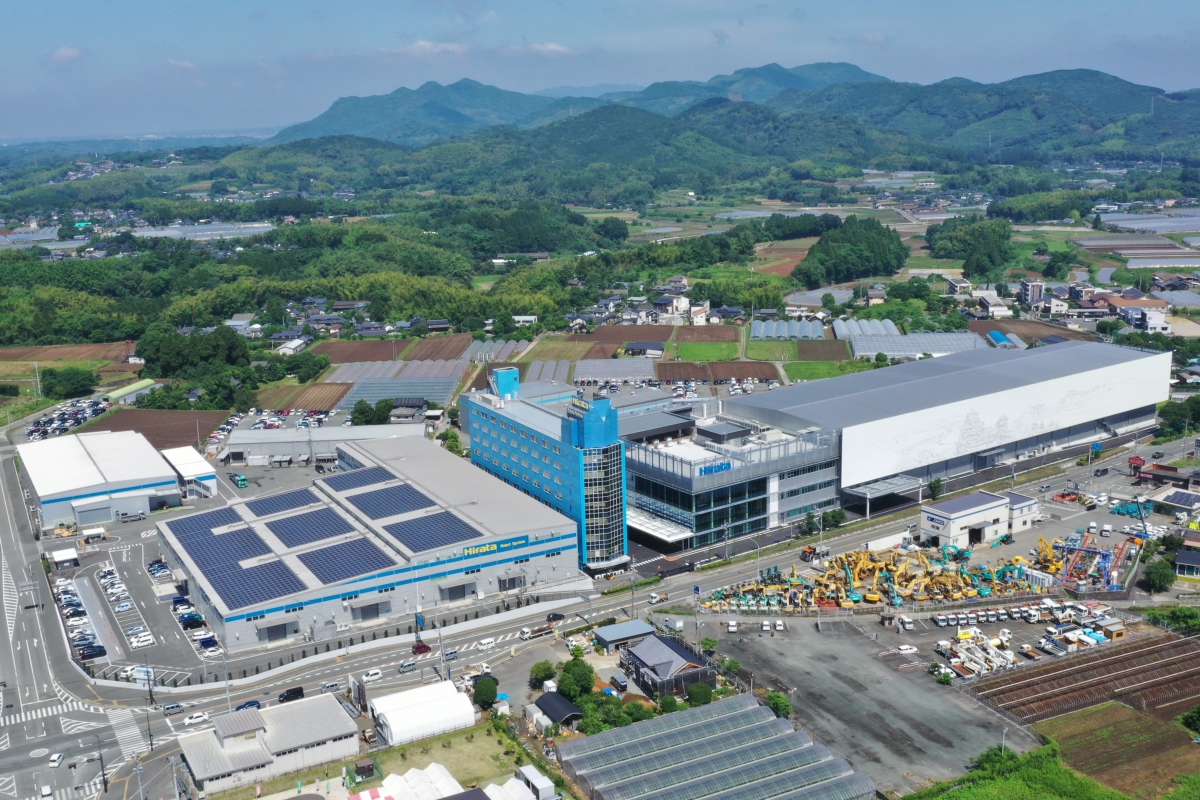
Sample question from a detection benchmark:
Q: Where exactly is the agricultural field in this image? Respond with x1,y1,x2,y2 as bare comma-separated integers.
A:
311,339,410,363
406,333,473,361
656,363,712,382
795,340,851,360
292,382,352,410
783,361,875,381
82,409,230,449
256,381,306,410
745,340,798,361
584,342,621,359
753,237,816,276
968,319,1097,343
676,342,738,362
0,342,135,361
520,338,599,362
710,362,780,382
1035,702,1200,798
569,325,675,343
675,326,740,342
471,274,503,291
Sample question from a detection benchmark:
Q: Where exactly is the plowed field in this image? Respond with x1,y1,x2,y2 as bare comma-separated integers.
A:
675,326,739,342
294,383,352,410
569,325,675,343
0,342,136,361
795,341,851,361
407,333,472,361
585,343,621,359
311,340,410,363
84,409,230,449
656,363,712,382
709,363,781,381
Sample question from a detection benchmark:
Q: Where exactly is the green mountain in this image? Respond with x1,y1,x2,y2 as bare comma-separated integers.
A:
268,79,555,147
1001,69,1162,116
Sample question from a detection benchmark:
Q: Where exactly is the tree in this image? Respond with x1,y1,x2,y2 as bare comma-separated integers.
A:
1162,534,1185,553
1092,213,1104,230
559,657,595,701
874,352,888,365
821,292,837,310
233,384,257,413
596,217,629,243
1143,558,1177,594
686,683,712,705
1183,704,1200,734
473,676,498,709
659,695,677,713
40,367,98,399
821,509,846,529
351,399,375,427
627,701,654,722
928,477,944,500
1096,319,1123,336
699,637,719,654
529,660,556,690
764,692,792,718
1043,250,1075,280
437,429,463,456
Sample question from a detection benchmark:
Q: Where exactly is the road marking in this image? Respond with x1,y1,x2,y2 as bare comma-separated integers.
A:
0,701,101,727
20,776,107,800
0,557,15,640
60,718,106,735
140,531,155,539
104,708,147,761
0,733,7,751
0,774,13,798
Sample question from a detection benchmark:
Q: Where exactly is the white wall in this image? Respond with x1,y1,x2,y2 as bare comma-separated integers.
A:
840,352,1170,487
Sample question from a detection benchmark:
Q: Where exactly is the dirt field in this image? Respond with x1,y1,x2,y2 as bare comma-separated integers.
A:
83,409,230,450
406,333,473,361
468,363,526,390
709,362,781,381
656,363,712,382
675,326,740,342
968,319,1098,343
584,342,621,359
1036,702,1200,798
521,339,598,362
795,340,851,360
754,238,816,276
293,382,351,410
569,325,675,343
257,383,306,410
311,340,409,363
0,342,136,361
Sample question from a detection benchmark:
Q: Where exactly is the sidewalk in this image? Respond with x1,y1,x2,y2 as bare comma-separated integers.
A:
260,778,353,800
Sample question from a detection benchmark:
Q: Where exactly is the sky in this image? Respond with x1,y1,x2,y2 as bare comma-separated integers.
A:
4,0,1200,141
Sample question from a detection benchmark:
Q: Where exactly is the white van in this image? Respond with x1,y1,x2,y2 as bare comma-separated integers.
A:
478,637,496,651
727,621,738,633
1100,524,1113,537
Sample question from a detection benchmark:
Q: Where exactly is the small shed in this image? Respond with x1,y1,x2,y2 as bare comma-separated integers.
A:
623,341,665,358
1177,550,1200,577
592,620,656,652
534,692,582,727
51,549,79,569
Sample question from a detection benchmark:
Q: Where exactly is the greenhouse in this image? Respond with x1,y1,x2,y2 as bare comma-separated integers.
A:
556,694,876,800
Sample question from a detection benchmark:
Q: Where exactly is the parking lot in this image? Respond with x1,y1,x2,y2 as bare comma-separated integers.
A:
715,616,1042,795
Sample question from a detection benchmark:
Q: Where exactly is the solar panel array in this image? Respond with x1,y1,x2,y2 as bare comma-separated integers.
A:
345,483,436,520
265,508,355,548
324,466,393,492
1164,491,1200,507
298,537,396,584
246,488,318,518
384,511,484,553
166,509,306,610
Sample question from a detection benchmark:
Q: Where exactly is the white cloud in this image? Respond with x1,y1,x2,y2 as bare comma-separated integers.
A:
402,40,469,56
167,59,198,69
50,46,85,65
856,31,889,46
530,42,572,55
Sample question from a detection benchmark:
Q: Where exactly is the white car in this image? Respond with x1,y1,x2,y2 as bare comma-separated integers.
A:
202,647,224,658
361,669,383,683
181,712,209,726
49,753,63,768
130,636,155,649
897,645,919,655
66,616,90,628
189,629,214,641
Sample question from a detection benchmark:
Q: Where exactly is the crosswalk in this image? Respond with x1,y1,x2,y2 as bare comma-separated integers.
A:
0,701,102,728
20,775,107,800
104,708,148,761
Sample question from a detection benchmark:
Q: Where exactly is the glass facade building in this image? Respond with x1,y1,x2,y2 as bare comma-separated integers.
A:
462,369,629,572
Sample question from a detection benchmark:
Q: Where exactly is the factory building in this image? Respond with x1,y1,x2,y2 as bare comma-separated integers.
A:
622,341,1170,551
17,431,181,529
461,368,634,573
157,436,582,652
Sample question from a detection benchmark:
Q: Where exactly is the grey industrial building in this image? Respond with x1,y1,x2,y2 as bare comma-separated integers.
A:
621,341,1171,550
158,437,584,652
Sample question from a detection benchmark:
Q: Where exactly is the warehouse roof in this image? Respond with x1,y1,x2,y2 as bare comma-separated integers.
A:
593,620,655,648
18,431,175,499
260,693,357,752
724,341,1164,433
925,491,1009,516
1176,550,1200,568
161,447,216,481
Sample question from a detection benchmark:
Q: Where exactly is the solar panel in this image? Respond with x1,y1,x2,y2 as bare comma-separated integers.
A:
297,538,396,584
265,508,355,548
206,561,308,610
384,511,484,553
169,507,241,536
1165,491,1200,507
324,466,394,492
345,484,436,520
246,489,318,518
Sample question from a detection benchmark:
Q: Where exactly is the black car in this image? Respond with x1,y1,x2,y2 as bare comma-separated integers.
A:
62,607,87,618
77,645,106,659
278,686,304,703
546,612,565,622
235,700,261,711
180,619,205,631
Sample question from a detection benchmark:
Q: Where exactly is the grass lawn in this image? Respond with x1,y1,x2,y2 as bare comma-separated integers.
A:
907,745,1126,800
0,359,112,378
745,340,797,361
213,724,524,800
676,342,738,362
783,360,874,381
1171,457,1200,469
471,274,503,291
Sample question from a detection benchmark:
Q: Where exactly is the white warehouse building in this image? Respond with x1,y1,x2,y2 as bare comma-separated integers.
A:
17,431,181,529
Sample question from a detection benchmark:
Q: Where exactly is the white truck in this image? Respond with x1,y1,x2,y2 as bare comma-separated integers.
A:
519,624,554,641
648,592,668,605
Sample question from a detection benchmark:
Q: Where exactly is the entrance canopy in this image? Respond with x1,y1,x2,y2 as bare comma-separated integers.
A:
842,474,922,518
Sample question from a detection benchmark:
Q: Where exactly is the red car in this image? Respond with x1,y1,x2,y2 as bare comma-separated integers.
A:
412,641,431,655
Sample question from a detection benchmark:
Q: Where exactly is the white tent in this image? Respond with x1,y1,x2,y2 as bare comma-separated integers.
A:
372,682,476,746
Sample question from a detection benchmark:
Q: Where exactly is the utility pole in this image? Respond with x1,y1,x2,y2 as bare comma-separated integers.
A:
144,708,154,753
96,734,107,793
222,651,232,712
133,760,146,800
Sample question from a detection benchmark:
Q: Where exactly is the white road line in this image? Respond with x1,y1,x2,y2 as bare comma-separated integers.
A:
0,700,100,727
20,776,107,800
104,708,147,761
0,557,15,641
0,774,14,798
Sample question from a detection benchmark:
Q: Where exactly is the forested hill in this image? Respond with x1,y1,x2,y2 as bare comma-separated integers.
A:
768,69,1200,160
218,102,945,206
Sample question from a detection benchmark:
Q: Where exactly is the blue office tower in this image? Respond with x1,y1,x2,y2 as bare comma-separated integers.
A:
462,368,629,572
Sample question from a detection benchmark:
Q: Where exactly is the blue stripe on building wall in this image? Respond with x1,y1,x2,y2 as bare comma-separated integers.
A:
44,478,180,507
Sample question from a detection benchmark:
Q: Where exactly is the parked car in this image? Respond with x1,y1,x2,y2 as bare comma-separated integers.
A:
113,602,134,613
77,645,106,659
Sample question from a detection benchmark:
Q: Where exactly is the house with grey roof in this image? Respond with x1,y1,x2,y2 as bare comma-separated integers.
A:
622,634,715,697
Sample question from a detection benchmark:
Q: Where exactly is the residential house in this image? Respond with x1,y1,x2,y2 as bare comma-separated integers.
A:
305,314,345,328
624,341,665,358
301,296,328,309
1019,279,1045,306
1107,294,1170,325
355,322,387,338
596,297,623,313
756,308,780,319
224,313,256,330
653,294,690,315
426,320,452,333
866,285,887,306
708,305,746,324
1138,309,1172,334
947,277,973,295
565,315,589,332
275,336,312,356
1037,297,1069,314
687,300,710,326
626,295,649,305
330,300,369,313
621,635,715,697
667,275,689,291
269,329,305,344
